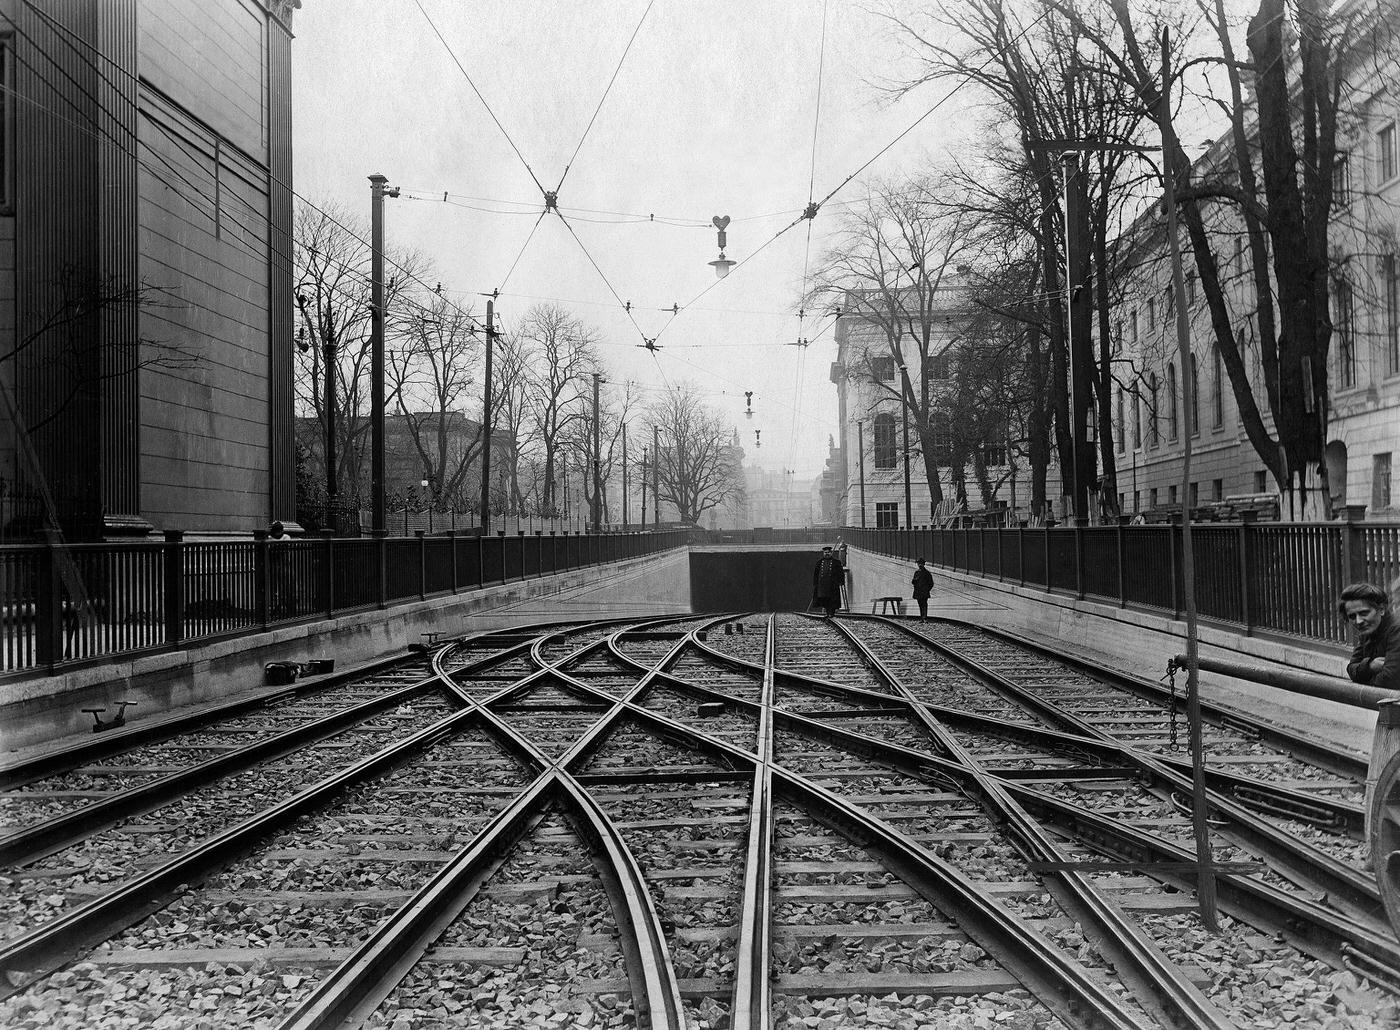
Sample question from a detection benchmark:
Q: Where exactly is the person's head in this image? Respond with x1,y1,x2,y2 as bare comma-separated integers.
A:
269,520,286,540
916,557,926,567
822,546,833,555
1338,582,1389,634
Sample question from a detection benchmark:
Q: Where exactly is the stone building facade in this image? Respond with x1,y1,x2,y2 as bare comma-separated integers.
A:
0,0,299,539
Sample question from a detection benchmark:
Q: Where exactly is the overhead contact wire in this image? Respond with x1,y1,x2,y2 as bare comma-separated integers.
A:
411,0,548,197
554,0,657,194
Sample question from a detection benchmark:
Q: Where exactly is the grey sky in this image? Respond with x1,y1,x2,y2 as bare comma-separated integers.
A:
291,0,974,479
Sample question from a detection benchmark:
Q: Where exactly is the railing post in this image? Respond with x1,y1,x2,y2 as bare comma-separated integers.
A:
163,530,185,649
1238,514,1255,633
449,530,460,594
254,530,271,629
35,529,64,669
374,529,389,608
321,529,335,618
1073,524,1085,600
1043,526,1053,592
1018,524,1025,586
1341,505,1368,585
1116,519,1126,608
1169,520,1182,619
416,530,427,600
477,532,485,587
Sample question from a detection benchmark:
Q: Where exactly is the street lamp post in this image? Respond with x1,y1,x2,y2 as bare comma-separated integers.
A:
368,173,395,536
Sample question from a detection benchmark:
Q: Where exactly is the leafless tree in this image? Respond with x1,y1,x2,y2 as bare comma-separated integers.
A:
516,304,601,514
293,199,429,510
650,382,745,525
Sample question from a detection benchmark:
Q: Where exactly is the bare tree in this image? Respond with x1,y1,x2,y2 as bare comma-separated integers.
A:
651,382,745,525
808,174,982,515
293,199,429,512
517,304,600,514
387,293,483,509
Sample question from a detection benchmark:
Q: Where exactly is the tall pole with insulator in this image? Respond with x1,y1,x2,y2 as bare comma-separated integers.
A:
369,173,388,535
480,299,495,534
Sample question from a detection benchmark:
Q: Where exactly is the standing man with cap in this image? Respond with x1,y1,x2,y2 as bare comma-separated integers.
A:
812,545,845,618
911,558,934,622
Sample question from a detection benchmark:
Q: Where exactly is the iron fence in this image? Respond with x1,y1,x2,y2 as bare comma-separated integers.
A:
847,518,1400,649
1,529,686,676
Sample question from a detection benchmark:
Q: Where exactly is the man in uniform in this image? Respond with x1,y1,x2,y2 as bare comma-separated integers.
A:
812,545,845,618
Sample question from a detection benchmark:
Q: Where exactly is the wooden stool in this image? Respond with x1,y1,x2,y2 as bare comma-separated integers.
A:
872,596,904,616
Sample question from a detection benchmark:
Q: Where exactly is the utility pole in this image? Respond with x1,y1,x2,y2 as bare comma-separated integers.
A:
856,419,866,528
652,424,660,527
480,299,496,534
368,173,391,536
640,446,648,528
319,302,338,533
622,423,629,529
591,372,603,533
898,366,912,529
1160,26,1216,931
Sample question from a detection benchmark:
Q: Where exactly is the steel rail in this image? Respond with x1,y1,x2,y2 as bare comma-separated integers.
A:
282,623,698,1030
863,616,1386,924
599,625,1169,1029
824,615,1238,1030
0,650,417,789
934,618,1369,780
0,705,477,997
0,679,437,867
1007,780,1400,989
729,615,776,1030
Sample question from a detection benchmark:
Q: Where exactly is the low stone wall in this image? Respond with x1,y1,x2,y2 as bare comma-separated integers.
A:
2,549,691,753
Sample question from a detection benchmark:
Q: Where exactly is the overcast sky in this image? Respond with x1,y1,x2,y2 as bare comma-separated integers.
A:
290,1,977,480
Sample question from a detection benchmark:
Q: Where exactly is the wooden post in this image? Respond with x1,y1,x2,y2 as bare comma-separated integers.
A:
163,530,185,649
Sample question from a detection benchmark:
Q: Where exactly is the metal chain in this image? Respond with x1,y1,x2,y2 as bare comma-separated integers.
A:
1164,661,1180,751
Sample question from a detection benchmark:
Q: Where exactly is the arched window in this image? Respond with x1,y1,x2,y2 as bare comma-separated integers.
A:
1166,362,1179,441
872,413,897,469
1189,353,1200,436
1148,373,1160,445
1115,388,1125,454
1133,389,1142,449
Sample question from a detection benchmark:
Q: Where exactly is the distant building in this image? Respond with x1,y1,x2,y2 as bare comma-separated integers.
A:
0,0,301,539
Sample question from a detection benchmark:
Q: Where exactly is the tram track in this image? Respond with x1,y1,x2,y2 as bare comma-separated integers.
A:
0,612,1396,1029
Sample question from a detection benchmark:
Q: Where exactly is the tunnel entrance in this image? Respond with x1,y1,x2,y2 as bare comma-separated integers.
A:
688,547,825,612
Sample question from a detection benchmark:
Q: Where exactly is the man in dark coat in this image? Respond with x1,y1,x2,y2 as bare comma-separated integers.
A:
812,545,845,618
911,558,933,622
1339,582,1400,690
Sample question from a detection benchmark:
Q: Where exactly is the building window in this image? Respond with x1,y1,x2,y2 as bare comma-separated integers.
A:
1189,482,1199,507
1332,153,1350,207
1163,283,1174,318
1166,362,1178,441
1188,353,1200,436
1336,279,1355,389
1253,470,1267,493
1376,454,1393,511
1381,122,1397,184
1212,478,1223,501
927,352,951,380
930,413,953,467
1148,373,1160,445
1112,319,1122,356
1115,388,1125,454
875,502,899,529
872,413,897,470
871,356,897,382
1133,489,1141,513
1384,255,1399,376
1129,308,1138,347
1233,236,1243,275
1148,296,1156,328
1186,270,1196,305
1211,343,1224,427
984,440,1007,467
1150,487,1159,508
1168,484,1178,505
1133,389,1142,449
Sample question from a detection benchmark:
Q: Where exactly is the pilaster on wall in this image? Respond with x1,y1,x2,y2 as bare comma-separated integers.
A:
266,10,295,525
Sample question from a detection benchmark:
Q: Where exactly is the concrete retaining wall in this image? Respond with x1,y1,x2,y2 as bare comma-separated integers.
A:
2,549,691,754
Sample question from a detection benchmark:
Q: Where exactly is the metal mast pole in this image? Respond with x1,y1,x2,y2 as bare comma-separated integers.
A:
591,372,602,533
369,173,388,535
653,424,660,526
1161,26,1216,930
480,299,495,534
622,423,629,529
322,306,338,532
640,446,648,528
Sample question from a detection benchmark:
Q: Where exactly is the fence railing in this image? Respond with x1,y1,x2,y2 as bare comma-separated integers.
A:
845,519,1400,648
0,529,687,676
